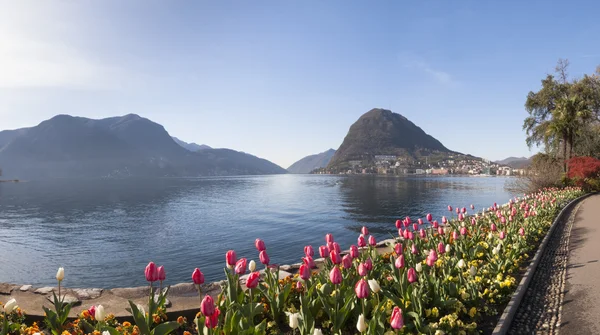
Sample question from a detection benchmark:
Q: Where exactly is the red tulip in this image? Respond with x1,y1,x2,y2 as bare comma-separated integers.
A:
201,295,215,316
192,268,204,285
462,207,467,214
364,258,373,271
319,245,329,258
361,226,369,236
390,306,404,329
330,249,342,265
417,218,423,225
368,235,376,246
145,262,158,282
327,242,335,253
157,265,166,281
395,219,402,229
448,205,453,212
419,229,426,239
329,266,342,285
246,271,260,289
394,243,402,255
350,245,359,259
407,231,414,240
407,268,417,283
412,223,418,231
205,307,220,329
303,256,315,268
304,245,314,257
325,233,334,244
234,258,247,275
226,250,237,268
395,254,405,269
405,216,412,225
358,263,368,276
299,264,310,280
337,253,350,267
355,279,369,299
426,213,432,222
259,250,270,265
357,235,366,247
255,238,266,252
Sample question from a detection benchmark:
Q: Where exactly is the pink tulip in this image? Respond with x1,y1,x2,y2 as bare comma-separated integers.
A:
325,233,334,244
319,245,329,258
491,223,497,232
403,229,409,239
330,249,342,265
357,235,366,247
407,231,414,240
470,204,475,210
332,242,341,253
412,223,418,231
519,227,525,236
394,243,402,255
417,218,423,225
426,213,433,222
390,306,404,329
255,238,266,252
234,258,247,275
426,256,436,267
327,242,335,253
304,245,314,257
157,265,165,281
226,250,237,268
246,272,260,289
342,254,352,269
398,228,403,236
429,249,438,261
299,264,310,280
458,213,464,221
411,244,418,254
205,307,220,329
201,295,215,316
405,216,412,225
350,245,359,259
145,262,158,282
88,306,96,318
462,207,467,214
296,281,303,290
403,219,409,228
432,220,439,228
355,279,369,299
364,258,373,271
448,205,453,212
501,216,506,224
419,229,426,239
361,226,369,236
471,218,476,225
452,231,459,241
437,242,445,254
259,250,270,265
456,207,460,214
192,268,204,285
442,216,448,224
407,268,417,283
509,215,513,222
438,227,444,235
499,231,506,240
368,235,376,246
303,256,315,268
330,266,342,285
395,254,405,269
358,263,368,276
460,227,467,236
395,220,402,229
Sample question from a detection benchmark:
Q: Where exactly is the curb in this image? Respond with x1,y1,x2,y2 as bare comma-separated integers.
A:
491,192,594,334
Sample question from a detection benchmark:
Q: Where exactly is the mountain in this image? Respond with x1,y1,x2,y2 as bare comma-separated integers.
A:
495,156,532,169
0,114,287,179
288,149,336,174
327,108,454,169
172,137,211,152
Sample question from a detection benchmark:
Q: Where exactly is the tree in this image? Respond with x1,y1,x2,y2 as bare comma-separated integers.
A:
523,59,597,172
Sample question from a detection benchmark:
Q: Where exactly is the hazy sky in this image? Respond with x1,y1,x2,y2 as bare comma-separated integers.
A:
1,1,599,168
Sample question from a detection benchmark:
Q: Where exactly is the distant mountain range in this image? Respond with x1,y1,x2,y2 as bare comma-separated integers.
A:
0,114,287,179
287,149,336,174
327,108,461,170
172,137,211,152
495,156,532,169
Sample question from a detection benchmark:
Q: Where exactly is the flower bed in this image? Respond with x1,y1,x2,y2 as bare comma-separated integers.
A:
0,187,584,335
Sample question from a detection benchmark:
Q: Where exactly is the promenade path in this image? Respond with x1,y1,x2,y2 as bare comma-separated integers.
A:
560,193,600,334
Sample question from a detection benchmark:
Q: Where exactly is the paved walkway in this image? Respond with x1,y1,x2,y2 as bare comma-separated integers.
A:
561,193,600,334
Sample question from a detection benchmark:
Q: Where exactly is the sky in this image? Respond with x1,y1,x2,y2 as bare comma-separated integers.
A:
1,1,600,168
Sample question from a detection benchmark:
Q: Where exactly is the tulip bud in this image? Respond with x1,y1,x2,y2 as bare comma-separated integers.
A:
357,314,367,333
390,306,404,329
492,247,499,255
368,279,381,293
246,271,260,289
469,266,477,276
438,227,444,235
325,233,334,244
254,238,266,252
329,266,342,285
303,256,315,268
445,244,451,253
448,205,453,212
519,227,525,236
458,213,464,221
201,296,215,316
355,279,369,299
411,244,418,255
452,231,459,241
3,298,17,313
313,329,323,335
299,264,311,281
394,243,402,255
429,249,438,262
342,254,352,269
304,245,314,257
419,229,426,239
95,305,105,322
437,242,445,254
432,220,439,228
234,258,247,275
412,223,418,231
296,281,303,290
442,216,448,224
330,249,342,265
288,312,300,329
407,268,417,283
350,245,359,259
332,242,341,253
364,258,373,271
368,235,376,246
357,235,366,247
226,250,237,269
361,226,369,236
259,250,270,265
249,260,257,272
319,245,329,258
358,263,368,276
395,254,405,269
145,262,158,282
499,231,506,240
460,227,467,236
56,267,65,282
395,219,402,229
416,263,423,273
491,223,497,232
426,213,433,222
457,259,466,269
470,204,475,210
157,266,166,282
417,218,423,225
192,268,204,285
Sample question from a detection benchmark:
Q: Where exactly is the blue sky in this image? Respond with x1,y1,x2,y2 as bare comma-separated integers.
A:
1,1,599,168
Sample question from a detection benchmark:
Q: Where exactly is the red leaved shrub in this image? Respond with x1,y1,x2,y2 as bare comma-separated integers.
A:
567,156,600,191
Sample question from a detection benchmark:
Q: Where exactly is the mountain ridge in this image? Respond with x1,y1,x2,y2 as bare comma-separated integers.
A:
287,149,336,174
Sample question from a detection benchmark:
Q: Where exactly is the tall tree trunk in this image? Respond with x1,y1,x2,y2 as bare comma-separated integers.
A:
562,133,568,173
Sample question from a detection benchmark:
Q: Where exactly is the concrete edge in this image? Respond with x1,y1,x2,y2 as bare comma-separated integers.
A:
491,192,595,335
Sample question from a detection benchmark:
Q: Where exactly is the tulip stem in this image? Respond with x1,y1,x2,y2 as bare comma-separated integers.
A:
249,288,254,327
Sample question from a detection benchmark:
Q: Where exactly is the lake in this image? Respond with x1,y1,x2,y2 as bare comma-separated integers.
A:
0,175,514,288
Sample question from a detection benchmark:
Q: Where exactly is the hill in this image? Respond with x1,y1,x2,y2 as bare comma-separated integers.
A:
172,137,211,152
327,108,454,170
287,149,336,174
495,156,532,169
0,114,287,179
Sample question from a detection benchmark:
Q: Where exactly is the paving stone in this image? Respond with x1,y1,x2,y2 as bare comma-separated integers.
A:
34,287,55,295
20,285,32,292
73,288,103,300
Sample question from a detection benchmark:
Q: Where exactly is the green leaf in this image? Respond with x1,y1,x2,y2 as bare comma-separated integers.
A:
128,300,151,335
150,321,180,335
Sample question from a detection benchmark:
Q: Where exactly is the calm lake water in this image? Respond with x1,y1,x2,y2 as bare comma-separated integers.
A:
0,175,514,288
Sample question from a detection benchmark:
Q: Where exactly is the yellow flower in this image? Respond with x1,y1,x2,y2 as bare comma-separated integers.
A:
431,307,439,318
469,307,477,318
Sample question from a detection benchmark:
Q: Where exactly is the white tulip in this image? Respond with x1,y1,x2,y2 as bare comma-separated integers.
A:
356,314,367,333
457,259,466,269
313,329,323,335
492,247,499,255
287,312,300,329
368,279,380,293
470,266,477,277
102,332,110,335
32,333,41,335
56,267,65,282
445,244,451,253
3,298,17,313
95,305,105,322
416,263,423,273
203,328,209,335
249,260,256,272
435,330,446,335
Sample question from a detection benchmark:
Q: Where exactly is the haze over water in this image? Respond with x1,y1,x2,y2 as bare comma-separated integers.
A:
0,175,513,288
